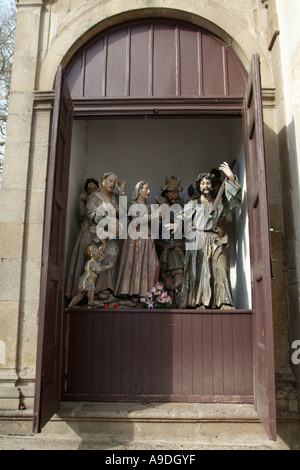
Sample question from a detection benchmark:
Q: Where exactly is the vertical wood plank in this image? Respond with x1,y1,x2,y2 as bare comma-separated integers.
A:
151,314,162,394
212,314,224,395
91,311,103,394
80,311,93,393
106,28,127,97
101,313,112,394
243,314,254,395
153,22,176,96
179,26,200,96
111,311,122,394
102,34,108,97
202,34,225,96
141,313,152,394
233,315,245,394
182,314,193,395
202,314,213,394
131,312,142,394
148,23,154,96
175,25,181,96
121,312,132,394
84,37,106,98
197,31,204,96
191,314,203,395
222,314,235,395
66,52,84,98
129,23,151,96
71,313,83,393
172,313,182,395
162,314,173,394
222,46,229,96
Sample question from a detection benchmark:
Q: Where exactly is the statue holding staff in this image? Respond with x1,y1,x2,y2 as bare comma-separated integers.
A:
181,161,241,309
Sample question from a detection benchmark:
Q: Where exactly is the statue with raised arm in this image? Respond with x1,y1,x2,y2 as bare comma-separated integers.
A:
181,161,241,309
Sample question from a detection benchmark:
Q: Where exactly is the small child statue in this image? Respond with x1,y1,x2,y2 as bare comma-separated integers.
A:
68,242,114,308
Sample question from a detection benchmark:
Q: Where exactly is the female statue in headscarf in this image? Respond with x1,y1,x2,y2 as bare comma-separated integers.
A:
115,181,160,297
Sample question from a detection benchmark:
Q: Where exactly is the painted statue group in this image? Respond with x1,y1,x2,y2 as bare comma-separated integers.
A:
65,161,242,310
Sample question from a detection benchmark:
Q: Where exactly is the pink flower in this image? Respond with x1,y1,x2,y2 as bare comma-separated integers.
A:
140,285,172,309
146,300,154,309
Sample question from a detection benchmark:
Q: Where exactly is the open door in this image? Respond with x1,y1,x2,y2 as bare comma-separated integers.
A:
33,66,73,432
243,54,276,440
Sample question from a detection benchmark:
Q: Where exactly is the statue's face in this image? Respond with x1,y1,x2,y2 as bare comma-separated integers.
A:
199,177,213,197
139,183,150,201
166,190,178,204
87,182,98,195
102,174,117,192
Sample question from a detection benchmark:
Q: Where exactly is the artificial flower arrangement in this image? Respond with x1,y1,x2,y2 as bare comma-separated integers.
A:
140,284,172,309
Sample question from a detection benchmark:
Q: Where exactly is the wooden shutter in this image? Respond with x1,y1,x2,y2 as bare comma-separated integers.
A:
243,54,276,440
33,66,73,433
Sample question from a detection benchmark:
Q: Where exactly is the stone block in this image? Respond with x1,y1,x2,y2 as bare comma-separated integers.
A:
25,190,46,226
0,303,19,368
25,224,43,260
23,259,42,303
0,260,22,302
0,189,26,224
0,225,23,259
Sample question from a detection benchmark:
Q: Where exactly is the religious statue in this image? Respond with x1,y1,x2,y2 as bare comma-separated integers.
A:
114,181,160,297
65,177,99,300
86,172,127,295
68,242,114,308
180,162,241,309
155,176,185,306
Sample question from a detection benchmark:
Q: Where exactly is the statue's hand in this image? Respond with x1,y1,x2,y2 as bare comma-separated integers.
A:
219,162,235,182
116,180,126,193
155,195,164,205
